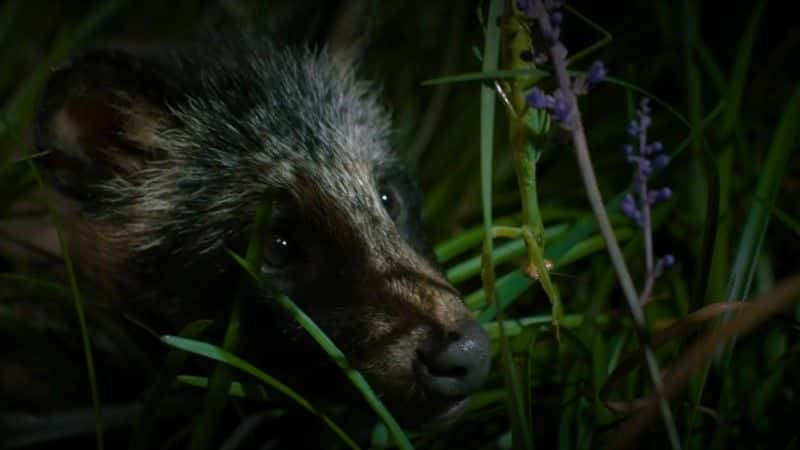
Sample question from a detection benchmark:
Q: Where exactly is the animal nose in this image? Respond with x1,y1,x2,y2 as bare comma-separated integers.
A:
416,321,491,398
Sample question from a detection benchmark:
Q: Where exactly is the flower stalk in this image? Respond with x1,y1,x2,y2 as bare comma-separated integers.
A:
524,0,681,448
621,98,676,304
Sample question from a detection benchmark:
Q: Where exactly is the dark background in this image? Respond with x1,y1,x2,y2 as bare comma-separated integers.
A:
1,1,798,449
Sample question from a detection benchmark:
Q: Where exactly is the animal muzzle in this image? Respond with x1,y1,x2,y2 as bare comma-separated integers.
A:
414,320,491,401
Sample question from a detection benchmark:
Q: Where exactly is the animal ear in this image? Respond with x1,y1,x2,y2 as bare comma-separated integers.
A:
326,0,376,61
34,50,176,200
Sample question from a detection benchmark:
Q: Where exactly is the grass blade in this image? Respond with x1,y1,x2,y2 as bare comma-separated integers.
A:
162,336,360,450
130,320,212,450
723,84,800,306
190,200,270,450
25,158,103,450
227,252,414,450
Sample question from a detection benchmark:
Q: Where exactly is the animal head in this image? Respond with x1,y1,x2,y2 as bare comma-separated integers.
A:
33,36,490,425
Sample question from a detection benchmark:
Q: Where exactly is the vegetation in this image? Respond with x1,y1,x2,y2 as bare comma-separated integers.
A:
1,1,798,449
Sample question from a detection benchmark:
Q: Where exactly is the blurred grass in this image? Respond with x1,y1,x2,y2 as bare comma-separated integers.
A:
163,335,361,450
0,1,798,449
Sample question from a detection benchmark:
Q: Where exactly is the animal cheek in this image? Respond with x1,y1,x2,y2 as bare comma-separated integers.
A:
360,314,394,344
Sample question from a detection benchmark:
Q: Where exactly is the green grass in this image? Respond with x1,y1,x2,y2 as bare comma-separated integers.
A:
1,1,799,449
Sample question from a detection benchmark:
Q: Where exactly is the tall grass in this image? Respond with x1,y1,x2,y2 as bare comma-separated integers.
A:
1,1,798,449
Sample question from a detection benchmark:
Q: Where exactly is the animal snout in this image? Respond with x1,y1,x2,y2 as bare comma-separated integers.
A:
415,321,491,399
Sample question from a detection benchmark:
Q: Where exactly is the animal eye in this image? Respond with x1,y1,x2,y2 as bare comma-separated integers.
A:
265,235,294,268
380,189,400,219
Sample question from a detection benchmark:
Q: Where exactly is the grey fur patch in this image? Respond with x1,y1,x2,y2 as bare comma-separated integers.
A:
79,39,392,261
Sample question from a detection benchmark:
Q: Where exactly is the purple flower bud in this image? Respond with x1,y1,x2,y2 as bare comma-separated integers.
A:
627,121,639,136
520,50,533,62
620,194,641,223
550,89,571,123
646,186,671,204
516,0,533,15
651,141,663,153
585,60,606,89
623,144,634,161
550,10,564,26
621,193,635,207
652,154,671,170
526,87,550,109
653,254,674,276
638,158,652,177
662,254,675,268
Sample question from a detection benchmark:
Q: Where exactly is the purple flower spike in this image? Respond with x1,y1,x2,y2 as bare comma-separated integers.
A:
520,1,603,127
621,98,675,291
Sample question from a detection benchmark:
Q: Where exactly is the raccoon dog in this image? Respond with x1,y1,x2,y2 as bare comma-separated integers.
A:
30,12,490,428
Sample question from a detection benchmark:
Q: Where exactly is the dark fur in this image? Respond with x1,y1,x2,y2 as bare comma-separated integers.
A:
29,32,484,429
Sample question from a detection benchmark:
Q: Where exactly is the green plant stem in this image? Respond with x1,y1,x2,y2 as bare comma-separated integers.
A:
481,1,534,449
505,0,563,337
190,201,269,450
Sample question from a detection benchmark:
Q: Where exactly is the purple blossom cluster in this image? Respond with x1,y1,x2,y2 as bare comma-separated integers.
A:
620,98,675,276
516,0,607,126
524,63,605,126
